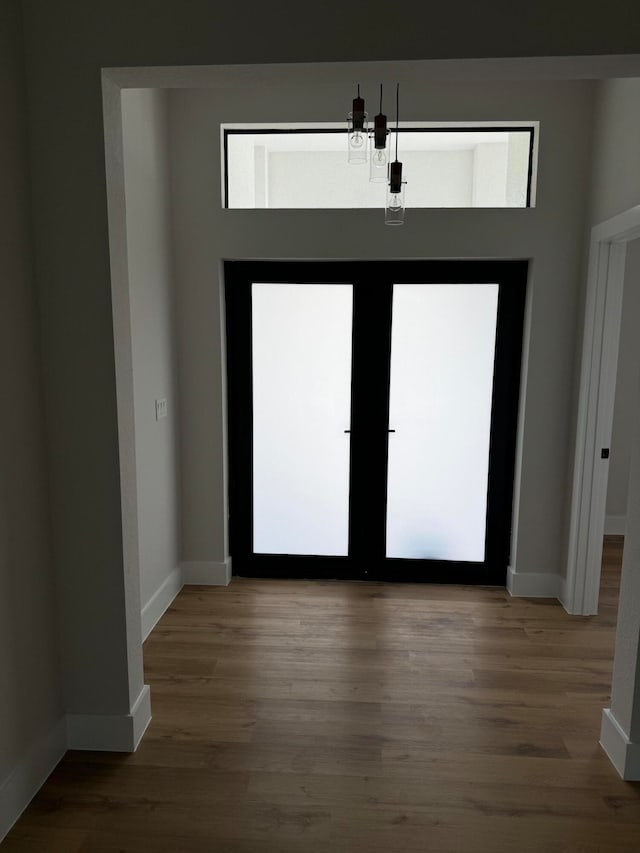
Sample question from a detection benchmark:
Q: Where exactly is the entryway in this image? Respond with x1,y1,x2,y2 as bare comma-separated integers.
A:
225,260,526,585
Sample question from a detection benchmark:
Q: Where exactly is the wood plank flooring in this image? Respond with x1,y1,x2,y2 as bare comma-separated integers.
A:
5,536,640,851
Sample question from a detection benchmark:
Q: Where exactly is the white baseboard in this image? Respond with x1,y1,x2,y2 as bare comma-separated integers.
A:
506,566,561,599
605,515,627,536
600,708,640,780
67,685,151,752
0,716,67,843
182,558,231,586
141,567,183,641
1,688,152,842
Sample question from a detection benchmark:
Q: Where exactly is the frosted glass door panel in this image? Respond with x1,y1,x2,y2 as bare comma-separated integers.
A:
252,283,353,555
386,284,498,562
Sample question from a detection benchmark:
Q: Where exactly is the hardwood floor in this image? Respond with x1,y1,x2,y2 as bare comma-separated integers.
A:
4,537,640,851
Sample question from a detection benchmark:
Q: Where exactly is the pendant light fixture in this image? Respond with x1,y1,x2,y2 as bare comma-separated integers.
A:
385,84,406,225
369,84,389,182
347,84,368,164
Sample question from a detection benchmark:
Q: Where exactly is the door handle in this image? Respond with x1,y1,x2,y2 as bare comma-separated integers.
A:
343,429,396,433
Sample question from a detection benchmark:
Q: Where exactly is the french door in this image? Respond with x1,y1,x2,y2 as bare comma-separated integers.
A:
225,260,526,585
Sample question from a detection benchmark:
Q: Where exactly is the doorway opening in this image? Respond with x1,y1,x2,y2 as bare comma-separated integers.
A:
225,260,527,585
565,206,640,615
596,238,640,613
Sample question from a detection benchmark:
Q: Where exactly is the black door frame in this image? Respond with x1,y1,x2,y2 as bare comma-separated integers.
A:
225,259,527,586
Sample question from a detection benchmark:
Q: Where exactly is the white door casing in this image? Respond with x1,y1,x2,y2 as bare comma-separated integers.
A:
564,205,640,615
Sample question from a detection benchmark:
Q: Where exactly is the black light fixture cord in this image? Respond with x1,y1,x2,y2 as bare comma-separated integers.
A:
395,83,399,160
380,84,383,114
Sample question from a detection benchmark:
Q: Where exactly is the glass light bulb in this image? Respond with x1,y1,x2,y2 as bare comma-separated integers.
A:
347,111,368,163
385,182,406,225
369,136,389,182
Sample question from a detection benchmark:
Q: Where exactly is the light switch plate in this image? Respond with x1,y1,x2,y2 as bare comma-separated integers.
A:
155,398,168,420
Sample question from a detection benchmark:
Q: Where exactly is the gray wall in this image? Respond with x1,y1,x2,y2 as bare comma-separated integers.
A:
122,89,180,612
607,240,640,525
168,74,595,579
588,78,640,224
0,0,62,788
15,0,640,743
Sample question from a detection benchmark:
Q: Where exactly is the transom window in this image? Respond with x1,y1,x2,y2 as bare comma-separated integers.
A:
223,124,537,209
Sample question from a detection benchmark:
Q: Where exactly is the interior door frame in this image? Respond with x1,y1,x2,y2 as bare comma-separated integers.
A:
564,205,640,615
225,259,527,585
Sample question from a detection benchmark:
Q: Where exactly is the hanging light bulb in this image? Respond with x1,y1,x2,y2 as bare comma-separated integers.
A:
386,162,406,225
347,84,368,164
370,84,389,182
385,84,406,225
